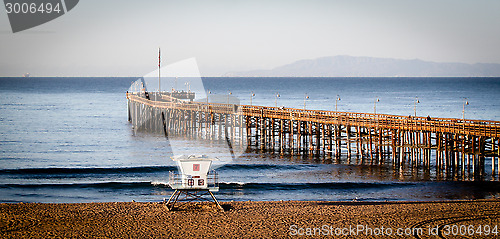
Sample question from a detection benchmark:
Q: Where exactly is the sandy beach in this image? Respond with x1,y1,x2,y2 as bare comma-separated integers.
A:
1,200,500,238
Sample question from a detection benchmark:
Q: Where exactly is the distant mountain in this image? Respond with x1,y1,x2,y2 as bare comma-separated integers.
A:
225,56,500,77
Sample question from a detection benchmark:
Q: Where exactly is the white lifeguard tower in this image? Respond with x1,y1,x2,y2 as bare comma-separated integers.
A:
165,155,223,211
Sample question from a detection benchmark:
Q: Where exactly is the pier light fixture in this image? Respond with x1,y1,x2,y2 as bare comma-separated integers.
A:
335,95,341,111
374,98,380,114
304,94,309,109
275,92,280,108
414,96,420,117
250,91,255,106
227,90,232,104
206,90,211,104
462,98,469,121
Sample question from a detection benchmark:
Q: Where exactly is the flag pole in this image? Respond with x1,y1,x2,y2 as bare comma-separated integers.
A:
158,48,161,94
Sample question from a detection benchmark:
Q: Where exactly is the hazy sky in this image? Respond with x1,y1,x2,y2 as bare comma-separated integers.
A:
1,0,499,76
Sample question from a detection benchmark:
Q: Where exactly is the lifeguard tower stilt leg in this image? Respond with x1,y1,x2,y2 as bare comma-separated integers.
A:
165,189,180,210
208,191,223,210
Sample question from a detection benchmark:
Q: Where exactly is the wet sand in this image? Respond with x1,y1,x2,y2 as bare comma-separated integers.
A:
1,200,500,238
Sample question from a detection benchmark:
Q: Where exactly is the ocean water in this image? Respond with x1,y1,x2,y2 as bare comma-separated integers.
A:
1,77,500,203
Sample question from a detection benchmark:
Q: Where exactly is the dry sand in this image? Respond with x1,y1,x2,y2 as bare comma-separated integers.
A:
1,200,500,238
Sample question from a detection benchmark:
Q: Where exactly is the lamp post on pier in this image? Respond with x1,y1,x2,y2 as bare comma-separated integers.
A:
414,96,420,117
462,98,469,121
374,98,380,114
335,95,341,111
227,90,232,104
275,92,280,108
462,98,469,132
304,94,309,109
206,90,211,104
250,91,255,106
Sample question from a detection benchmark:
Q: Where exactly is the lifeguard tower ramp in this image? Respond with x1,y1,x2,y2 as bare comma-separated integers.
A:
165,155,223,211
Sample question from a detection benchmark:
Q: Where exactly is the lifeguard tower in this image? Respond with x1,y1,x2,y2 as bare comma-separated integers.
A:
165,154,223,211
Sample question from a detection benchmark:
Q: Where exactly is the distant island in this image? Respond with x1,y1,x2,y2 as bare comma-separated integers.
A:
224,55,500,77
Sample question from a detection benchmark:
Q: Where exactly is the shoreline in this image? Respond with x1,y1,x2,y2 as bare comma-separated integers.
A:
2,199,500,238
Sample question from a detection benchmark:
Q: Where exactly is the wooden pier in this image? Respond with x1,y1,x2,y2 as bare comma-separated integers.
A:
127,92,500,181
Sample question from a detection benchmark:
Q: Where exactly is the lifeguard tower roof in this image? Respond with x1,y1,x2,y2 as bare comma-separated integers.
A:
171,155,218,178
171,154,219,161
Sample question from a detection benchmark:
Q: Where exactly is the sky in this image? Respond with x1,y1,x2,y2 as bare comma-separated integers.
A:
1,0,500,77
